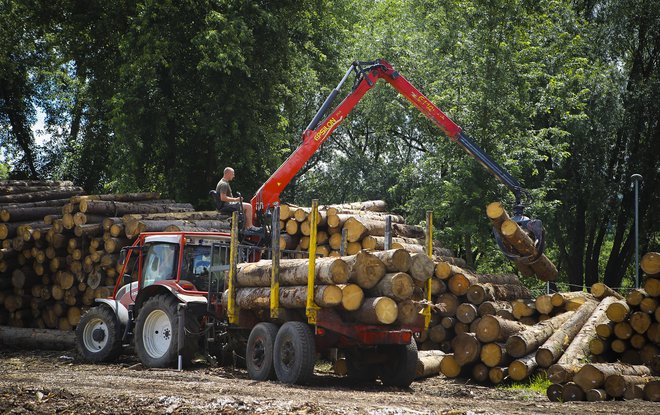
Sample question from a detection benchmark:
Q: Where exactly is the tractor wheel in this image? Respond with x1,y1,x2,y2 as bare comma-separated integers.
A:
246,322,279,381
75,306,123,363
135,294,199,368
273,321,315,384
379,339,418,388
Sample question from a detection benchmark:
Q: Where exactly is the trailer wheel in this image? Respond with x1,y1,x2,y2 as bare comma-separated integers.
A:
135,294,199,368
246,322,279,380
75,306,122,362
345,350,378,382
273,321,315,384
379,339,418,388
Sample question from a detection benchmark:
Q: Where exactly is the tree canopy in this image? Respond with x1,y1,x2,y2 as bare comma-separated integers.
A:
0,0,657,289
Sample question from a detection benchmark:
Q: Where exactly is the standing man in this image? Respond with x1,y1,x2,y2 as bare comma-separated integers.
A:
216,167,260,231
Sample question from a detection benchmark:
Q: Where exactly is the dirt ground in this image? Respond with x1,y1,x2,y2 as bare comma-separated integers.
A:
0,349,657,415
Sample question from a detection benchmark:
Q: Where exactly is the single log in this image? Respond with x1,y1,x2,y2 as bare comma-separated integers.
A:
624,384,645,400
489,367,508,385
546,383,564,402
500,219,558,281
233,285,342,309
640,252,660,276
0,206,65,223
126,219,229,238
345,251,386,289
456,303,479,324
436,293,460,317
477,301,512,317
407,253,434,282
70,192,160,203
439,354,461,378
640,297,657,314
605,298,630,322
574,363,652,392
466,283,531,305
535,294,554,315
511,299,537,320
368,249,411,273
449,271,522,297
547,296,617,384
643,277,660,297
0,187,83,204
337,284,363,311
428,324,447,343
80,200,194,216
366,272,413,302
506,311,575,358
644,380,660,402
590,282,624,300
585,388,608,402
561,382,585,402
626,288,648,307
551,291,596,309
0,326,75,350
236,257,349,287
605,374,657,398
480,342,512,368
630,311,652,334
415,350,446,379
396,299,419,325
472,363,490,383
362,235,419,250
508,352,537,381
476,315,528,343
326,200,388,213
351,296,398,325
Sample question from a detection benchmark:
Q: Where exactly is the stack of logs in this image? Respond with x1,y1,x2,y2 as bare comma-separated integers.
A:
416,252,659,403
0,180,216,330
278,201,454,259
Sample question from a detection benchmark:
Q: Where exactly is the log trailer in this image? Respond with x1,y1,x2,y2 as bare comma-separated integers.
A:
76,204,428,386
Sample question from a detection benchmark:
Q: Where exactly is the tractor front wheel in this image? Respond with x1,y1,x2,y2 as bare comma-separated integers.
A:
75,306,123,363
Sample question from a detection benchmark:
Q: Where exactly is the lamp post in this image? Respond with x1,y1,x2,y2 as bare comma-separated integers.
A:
631,174,642,288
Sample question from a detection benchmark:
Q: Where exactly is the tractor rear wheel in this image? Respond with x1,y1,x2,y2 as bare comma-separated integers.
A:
273,321,315,384
75,306,122,362
379,339,418,387
246,322,279,380
135,294,199,368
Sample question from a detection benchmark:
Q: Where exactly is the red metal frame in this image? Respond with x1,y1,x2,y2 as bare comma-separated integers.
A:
250,59,462,215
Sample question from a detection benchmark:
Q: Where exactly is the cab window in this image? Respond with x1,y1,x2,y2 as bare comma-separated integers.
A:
180,245,212,290
141,243,178,288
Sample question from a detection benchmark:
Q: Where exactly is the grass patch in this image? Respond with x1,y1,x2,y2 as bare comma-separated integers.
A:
500,373,552,394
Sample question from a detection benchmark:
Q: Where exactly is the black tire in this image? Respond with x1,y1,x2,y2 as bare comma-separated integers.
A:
134,294,199,368
75,306,123,363
246,322,279,381
273,321,316,384
345,350,378,382
379,339,418,388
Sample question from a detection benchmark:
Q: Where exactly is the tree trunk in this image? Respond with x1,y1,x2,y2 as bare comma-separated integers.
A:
80,200,194,215
326,200,388,213
369,249,411,273
233,285,342,309
500,219,558,281
574,363,651,391
415,350,446,379
237,257,349,287
476,315,528,343
345,250,386,289
536,300,598,368
125,219,230,237
590,283,624,300
366,272,413,302
350,296,398,324
466,283,531,305
449,271,522,297
0,206,65,223
0,188,83,204
547,296,618,383
506,311,575,358
70,192,161,204
508,352,537,381
0,326,74,350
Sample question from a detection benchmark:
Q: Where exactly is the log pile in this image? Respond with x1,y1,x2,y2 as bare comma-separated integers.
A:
0,180,204,330
278,200,457,260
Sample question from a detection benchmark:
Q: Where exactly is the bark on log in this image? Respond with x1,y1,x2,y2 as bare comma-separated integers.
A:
366,272,413,301
0,206,65,223
506,311,575,358
369,249,411,273
326,200,388,213
451,332,481,366
237,257,349,287
233,285,342,309
0,326,74,350
574,363,651,392
125,219,229,238
536,300,598,368
80,200,194,215
449,271,522,297
415,350,446,379
508,352,537,381
70,192,161,204
547,296,617,384
0,188,83,204
590,282,624,300
476,315,528,343
345,251,386,289
350,296,398,324
500,219,558,281
467,283,531,305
